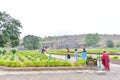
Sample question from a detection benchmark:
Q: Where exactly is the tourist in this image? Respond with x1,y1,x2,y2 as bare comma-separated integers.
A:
74,48,78,61
80,48,87,60
43,47,47,54
66,48,71,59
41,48,44,54
101,51,110,71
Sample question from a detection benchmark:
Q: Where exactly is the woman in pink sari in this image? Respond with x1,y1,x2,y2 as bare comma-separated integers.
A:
101,51,110,71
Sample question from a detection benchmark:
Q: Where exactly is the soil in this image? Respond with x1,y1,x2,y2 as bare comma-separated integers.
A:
110,59,120,64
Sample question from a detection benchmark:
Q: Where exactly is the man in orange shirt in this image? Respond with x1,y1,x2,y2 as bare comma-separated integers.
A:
66,48,71,59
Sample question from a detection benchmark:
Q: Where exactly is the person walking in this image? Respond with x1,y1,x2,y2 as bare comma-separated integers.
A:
80,48,87,60
43,47,47,54
66,48,71,59
101,51,110,71
74,48,78,61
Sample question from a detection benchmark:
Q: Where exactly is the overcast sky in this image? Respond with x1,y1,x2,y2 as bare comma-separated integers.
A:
0,0,120,38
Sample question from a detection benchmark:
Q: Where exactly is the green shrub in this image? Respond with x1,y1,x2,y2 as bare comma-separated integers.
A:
75,59,86,66
87,55,93,59
32,61,41,67
22,59,72,67
2,48,7,54
10,54,14,61
11,48,17,54
0,60,5,66
23,61,33,67
46,59,72,67
112,56,119,59
0,49,3,54
4,61,22,67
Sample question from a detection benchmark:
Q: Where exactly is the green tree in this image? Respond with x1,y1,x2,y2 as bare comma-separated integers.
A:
106,40,114,48
84,33,101,47
23,35,40,50
116,41,120,47
0,11,22,47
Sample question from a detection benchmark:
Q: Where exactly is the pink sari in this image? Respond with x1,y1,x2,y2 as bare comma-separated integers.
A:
101,52,110,70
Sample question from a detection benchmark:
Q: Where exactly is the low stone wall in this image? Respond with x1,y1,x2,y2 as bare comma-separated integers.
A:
0,66,97,71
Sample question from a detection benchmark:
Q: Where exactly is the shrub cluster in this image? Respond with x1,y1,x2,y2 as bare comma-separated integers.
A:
0,50,86,67
0,59,73,67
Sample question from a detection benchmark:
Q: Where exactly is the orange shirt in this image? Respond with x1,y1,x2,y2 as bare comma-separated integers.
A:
67,49,70,54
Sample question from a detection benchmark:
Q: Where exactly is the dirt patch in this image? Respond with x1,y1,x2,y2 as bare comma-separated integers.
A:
110,59,120,64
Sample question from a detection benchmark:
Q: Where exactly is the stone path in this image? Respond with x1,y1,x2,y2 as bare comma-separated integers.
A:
0,54,120,80
46,53,76,62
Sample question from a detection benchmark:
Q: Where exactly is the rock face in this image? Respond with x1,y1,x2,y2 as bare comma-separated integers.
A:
41,34,120,49
42,35,86,49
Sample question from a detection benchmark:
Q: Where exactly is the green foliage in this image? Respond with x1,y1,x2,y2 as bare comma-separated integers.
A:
112,56,119,59
0,49,3,54
10,54,14,61
22,60,72,67
17,53,25,62
2,48,7,54
0,48,7,55
0,60,22,67
2,49,120,67
0,60,5,66
116,41,120,47
87,55,93,59
0,50,74,67
23,61,33,67
23,35,40,50
40,54,48,60
11,48,17,54
106,40,114,48
4,61,22,67
73,59,86,66
0,11,22,47
84,33,101,47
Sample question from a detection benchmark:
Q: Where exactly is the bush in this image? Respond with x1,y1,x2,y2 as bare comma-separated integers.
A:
87,55,93,59
112,56,119,59
32,61,41,67
11,48,17,54
106,40,114,48
4,61,22,67
75,59,86,66
23,61,33,67
2,48,7,54
10,54,14,61
0,60,5,66
0,60,22,67
0,49,3,54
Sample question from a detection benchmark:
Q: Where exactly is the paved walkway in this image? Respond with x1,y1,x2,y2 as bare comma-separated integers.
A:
46,53,76,62
0,54,120,80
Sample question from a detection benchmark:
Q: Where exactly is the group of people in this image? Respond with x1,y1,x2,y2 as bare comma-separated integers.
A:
66,48,87,61
66,48,110,71
41,47,47,54
40,46,110,71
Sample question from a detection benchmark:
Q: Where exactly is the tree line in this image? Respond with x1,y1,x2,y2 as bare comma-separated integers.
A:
0,11,119,50
0,11,22,47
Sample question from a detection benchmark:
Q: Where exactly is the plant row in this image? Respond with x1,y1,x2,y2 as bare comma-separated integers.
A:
0,50,86,67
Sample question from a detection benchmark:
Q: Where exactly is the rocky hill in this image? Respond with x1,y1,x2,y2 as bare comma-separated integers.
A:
42,34,120,49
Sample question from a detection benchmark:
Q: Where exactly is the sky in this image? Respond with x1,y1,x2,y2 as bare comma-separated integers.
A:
0,0,120,38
